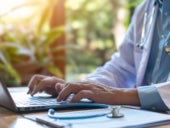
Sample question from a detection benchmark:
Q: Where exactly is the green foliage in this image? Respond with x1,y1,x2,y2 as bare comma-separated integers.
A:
0,0,65,85
123,0,144,28
66,0,116,74
66,0,144,81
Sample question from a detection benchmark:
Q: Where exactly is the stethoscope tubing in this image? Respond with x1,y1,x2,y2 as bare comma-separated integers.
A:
136,0,158,49
48,109,108,119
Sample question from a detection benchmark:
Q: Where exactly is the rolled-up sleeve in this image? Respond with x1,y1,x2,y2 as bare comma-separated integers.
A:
137,86,169,112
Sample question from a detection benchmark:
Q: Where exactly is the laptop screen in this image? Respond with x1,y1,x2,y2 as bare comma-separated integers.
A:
0,80,17,111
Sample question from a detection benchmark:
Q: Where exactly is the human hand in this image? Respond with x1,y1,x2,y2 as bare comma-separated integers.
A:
27,74,66,96
56,81,140,106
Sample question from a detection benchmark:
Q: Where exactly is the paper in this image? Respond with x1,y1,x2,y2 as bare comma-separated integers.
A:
25,107,170,128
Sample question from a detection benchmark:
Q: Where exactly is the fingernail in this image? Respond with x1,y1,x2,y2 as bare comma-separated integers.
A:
30,92,35,96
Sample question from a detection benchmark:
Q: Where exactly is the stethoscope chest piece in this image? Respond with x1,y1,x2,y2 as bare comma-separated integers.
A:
164,43,170,55
107,106,124,118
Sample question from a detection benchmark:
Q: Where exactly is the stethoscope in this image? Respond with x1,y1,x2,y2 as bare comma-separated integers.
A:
48,106,124,120
136,0,158,49
136,0,170,55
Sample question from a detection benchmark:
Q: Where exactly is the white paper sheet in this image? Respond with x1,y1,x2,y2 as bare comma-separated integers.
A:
26,107,170,128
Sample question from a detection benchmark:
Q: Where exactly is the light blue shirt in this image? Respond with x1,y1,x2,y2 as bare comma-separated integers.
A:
138,0,170,111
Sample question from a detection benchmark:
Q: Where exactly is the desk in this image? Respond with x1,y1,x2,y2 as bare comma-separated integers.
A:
0,107,44,128
0,106,170,128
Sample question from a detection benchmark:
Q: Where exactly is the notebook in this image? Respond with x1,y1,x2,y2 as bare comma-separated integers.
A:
0,79,108,113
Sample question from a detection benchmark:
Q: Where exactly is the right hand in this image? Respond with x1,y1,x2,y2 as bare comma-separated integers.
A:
27,74,66,96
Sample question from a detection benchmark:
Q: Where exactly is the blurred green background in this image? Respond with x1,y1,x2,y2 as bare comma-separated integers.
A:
65,0,143,81
0,0,143,85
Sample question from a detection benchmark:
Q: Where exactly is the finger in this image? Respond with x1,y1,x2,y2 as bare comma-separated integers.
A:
44,87,58,96
55,83,65,93
27,75,46,94
57,83,82,102
70,90,92,103
30,76,55,96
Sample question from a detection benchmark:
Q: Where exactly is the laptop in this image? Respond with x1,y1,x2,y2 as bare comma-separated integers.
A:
0,79,108,113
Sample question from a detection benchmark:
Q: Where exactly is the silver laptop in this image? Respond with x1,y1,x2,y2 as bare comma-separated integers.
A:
0,79,108,112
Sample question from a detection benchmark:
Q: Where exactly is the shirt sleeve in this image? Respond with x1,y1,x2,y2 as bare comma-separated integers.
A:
137,86,169,112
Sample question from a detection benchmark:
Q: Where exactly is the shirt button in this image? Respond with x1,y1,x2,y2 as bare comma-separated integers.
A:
161,34,165,38
164,43,170,54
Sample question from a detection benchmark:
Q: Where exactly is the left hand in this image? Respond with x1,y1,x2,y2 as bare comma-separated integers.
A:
56,81,140,106
27,75,65,96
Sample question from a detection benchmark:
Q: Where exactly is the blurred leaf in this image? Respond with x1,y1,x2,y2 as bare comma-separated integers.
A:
45,64,64,78
0,64,21,84
0,51,8,64
36,0,57,34
42,26,65,47
0,0,65,85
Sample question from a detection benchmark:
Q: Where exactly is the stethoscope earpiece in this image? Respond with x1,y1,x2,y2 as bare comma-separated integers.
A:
136,43,144,50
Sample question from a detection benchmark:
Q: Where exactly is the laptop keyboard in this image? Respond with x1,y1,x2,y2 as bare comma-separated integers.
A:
10,92,72,107
6,87,97,111
15,96,57,106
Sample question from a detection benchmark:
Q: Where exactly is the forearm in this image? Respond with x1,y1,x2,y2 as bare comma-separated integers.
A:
121,88,140,106
111,88,140,106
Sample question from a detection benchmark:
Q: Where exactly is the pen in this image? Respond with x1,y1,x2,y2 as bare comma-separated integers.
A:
36,116,72,128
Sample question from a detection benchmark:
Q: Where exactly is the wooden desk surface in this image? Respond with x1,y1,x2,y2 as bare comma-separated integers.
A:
0,106,170,128
0,107,45,128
